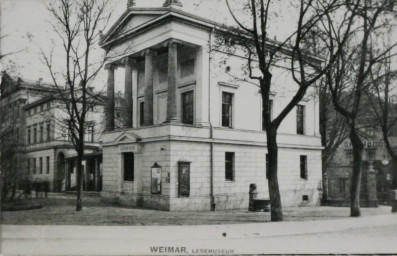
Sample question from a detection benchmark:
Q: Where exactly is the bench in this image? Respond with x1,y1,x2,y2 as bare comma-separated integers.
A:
253,199,270,212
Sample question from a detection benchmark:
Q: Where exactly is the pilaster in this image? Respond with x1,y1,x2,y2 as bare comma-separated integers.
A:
105,64,116,131
143,50,155,126
165,41,179,123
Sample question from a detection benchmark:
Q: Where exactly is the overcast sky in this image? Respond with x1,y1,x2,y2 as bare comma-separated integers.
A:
1,0,396,92
0,0,236,92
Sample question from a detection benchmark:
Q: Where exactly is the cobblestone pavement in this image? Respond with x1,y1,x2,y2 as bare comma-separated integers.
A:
0,193,392,226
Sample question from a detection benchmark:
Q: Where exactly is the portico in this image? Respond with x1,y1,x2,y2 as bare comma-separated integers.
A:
104,38,208,131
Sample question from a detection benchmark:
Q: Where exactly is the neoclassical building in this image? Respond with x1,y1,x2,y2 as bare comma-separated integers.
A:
99,1,323,211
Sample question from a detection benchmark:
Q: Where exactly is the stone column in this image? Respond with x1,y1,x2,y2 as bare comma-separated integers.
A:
124,57,134,128
165,41,178,123
106,64,115,131
143,50,154,126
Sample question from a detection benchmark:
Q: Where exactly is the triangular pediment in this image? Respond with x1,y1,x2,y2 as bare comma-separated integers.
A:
103,10,167,45
115,131,141,143
118,14,159,35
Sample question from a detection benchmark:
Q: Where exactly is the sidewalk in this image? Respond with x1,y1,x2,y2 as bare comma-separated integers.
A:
0,194,392,226
2,213,397,255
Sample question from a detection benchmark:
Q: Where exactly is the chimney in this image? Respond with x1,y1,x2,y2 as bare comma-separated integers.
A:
37,78,43,85
163,0,183,8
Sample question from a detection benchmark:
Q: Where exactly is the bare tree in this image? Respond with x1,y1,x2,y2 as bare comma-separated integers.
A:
320,0,397,216
221,0,355,221
319,81,349,203
365,51,397,190
0,73,27,203
41,0,113,211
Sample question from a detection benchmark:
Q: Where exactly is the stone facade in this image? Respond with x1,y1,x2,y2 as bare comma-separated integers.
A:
0,74,105,192
99,5,323,211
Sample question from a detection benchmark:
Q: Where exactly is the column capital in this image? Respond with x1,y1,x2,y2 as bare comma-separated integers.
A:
163,38,183,48
123,56,136,67
105,63,117,70
142,49,156,57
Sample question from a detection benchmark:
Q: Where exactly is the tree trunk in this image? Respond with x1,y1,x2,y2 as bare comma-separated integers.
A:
267,128,283,221
76,142,84,211
349,128,364,217
392,156,397,190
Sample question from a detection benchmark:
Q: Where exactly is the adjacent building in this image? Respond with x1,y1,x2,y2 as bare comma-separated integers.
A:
0,73,106,193
98,1,323,211
327,126,397,206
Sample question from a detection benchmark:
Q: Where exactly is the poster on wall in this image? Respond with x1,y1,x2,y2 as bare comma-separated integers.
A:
151,163,162,194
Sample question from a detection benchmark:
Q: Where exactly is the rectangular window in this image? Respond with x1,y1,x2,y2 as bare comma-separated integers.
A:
84,125,94,142
40,125,44,142
225,152,235,181
300,155,307,180
46,156,50,174
47,102,51,109
123,152,134,181
33,127,37,143
33,158,36,174
27,128,31,144
222,92,233,128
139,101,144,126
40,104,44,112
346,151,353,165
297,105,305,134
262,99,273,131
47,123,51,141
27,159,30,174
181,91,194,124
39,157,43,174
16,127,19,142
266,154,269,179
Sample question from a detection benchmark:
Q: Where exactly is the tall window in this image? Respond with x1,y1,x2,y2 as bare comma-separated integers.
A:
40,125,44,142
123,152,134,181
262,99,273,131
300,155,307,180
27,159,30,174
297,105,305,135
39,157,43,174
181,91,194,124
139,101,144,126
27,128,31,144
33,158,36,174
225,152,235,181
84,125,94,142
222,92,233,128
46,156,50,174
33,127,37,143
47,123,51,141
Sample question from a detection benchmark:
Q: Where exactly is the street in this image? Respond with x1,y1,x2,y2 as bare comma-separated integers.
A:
1,213,397,255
